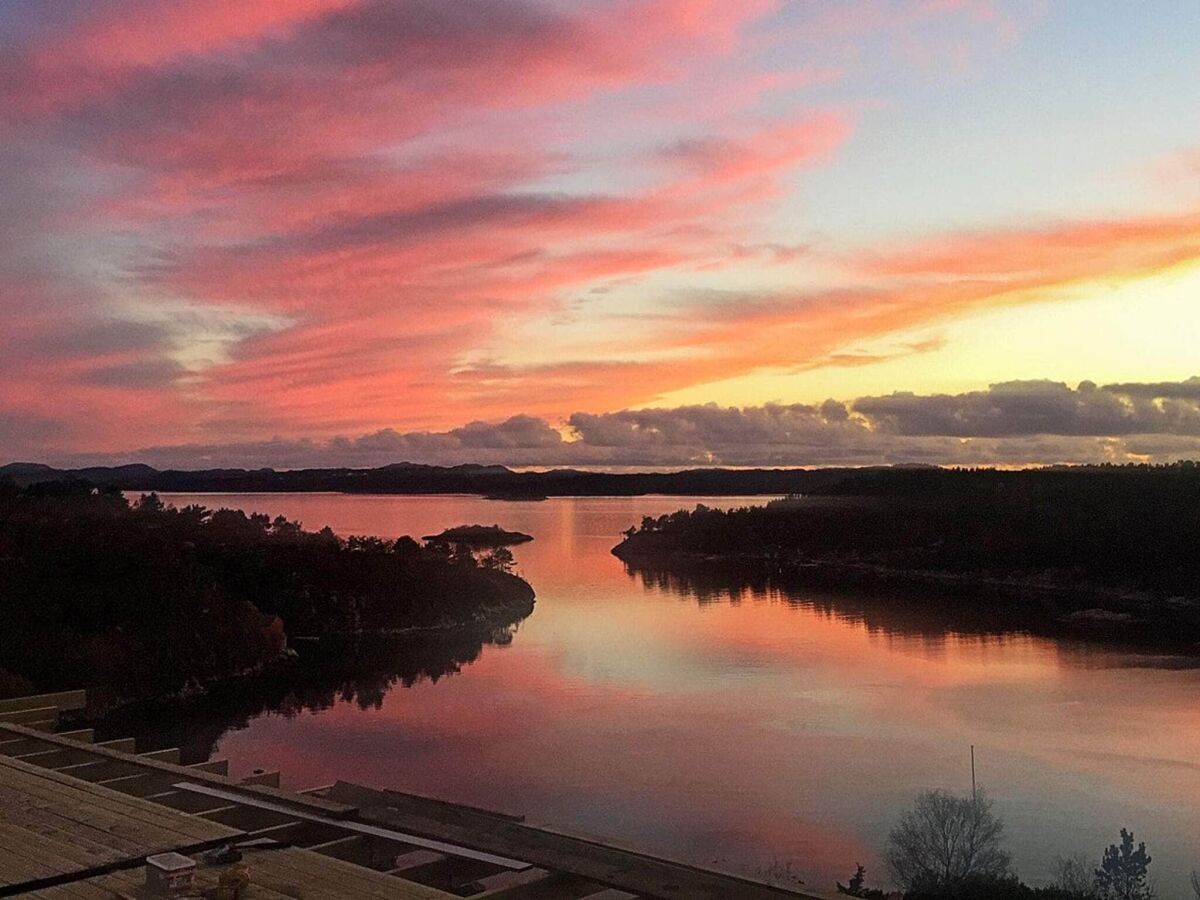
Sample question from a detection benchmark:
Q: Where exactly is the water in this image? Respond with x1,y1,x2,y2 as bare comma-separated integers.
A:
142,493,1200,895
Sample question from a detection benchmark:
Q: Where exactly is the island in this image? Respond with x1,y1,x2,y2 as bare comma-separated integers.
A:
613,463,1200,650
0,479,535,709
422,524,534,546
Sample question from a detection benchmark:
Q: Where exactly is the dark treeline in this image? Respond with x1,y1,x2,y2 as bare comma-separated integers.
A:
615,462,1200,648
0,460,873,496
4,459,1195,500
0,479,534,705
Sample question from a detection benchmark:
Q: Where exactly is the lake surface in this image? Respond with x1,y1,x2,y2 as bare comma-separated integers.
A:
144,493,1200,895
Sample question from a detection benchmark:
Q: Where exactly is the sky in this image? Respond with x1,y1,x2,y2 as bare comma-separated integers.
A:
3,0,1200,469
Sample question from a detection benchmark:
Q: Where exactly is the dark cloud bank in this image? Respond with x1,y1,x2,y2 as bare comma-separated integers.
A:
34,377,1200,470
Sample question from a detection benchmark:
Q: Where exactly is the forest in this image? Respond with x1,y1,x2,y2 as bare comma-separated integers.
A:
0,479,534,705
614,462,1200,647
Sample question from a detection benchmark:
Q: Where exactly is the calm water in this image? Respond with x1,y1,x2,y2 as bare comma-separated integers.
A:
147,493,1200,895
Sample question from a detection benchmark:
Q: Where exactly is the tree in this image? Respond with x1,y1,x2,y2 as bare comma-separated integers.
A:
450,542,476,567
845,865,865,894
482,547,515,573
837,864,886,899
884,790,1011,892
1051,854,1098,898
1094,830,1152,900
135,492,164,512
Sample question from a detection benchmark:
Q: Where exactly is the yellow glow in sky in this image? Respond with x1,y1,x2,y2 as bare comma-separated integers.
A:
652,259,1200,407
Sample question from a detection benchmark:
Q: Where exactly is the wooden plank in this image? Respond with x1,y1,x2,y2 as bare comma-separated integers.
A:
71,761,151,785
92,771,156,789
470,867,556,896
332,782,830,900
172,783,528,871
36,846,457,900
13,747,116,768
0,736,59,757
0,755,239,844
188,758,229,775
0,723,357,820
308,834,369,861
94,738,136,753
1,792,449,899
244,820,304,841
0,706,60,725
388,850,447,873
142,789,236,815
138,747,180,764
35,858,299,900
0,691,86,715
480,873,601,899
0,771,229,889
0,781,198,864
55,729,95,744
253,846,457,900
0,809,148,872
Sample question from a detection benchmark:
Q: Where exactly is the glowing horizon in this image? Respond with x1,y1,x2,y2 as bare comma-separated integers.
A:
3,1,1200,467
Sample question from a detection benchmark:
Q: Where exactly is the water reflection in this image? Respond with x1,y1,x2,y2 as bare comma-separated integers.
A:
102,624,528,765
119,493,1200,896
622,560,1200,665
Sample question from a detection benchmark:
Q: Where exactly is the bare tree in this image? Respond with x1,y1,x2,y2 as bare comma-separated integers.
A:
1052,854,1098,898
1190,869,1200,900
884,789,1011,892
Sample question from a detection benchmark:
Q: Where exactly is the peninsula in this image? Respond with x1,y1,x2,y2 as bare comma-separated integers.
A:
0,479,534,707
613,463,1200,650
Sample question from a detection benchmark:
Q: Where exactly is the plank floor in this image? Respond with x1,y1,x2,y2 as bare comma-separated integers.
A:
330,782,831,900
0,704,820,900
0,755,238,889
28,845,454,899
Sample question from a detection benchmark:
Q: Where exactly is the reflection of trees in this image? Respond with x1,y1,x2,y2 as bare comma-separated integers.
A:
624,559,1032,635
621,559,1200,659
96,620,529,763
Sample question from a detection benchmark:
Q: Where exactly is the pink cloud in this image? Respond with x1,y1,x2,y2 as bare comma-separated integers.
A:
1,0,1194,461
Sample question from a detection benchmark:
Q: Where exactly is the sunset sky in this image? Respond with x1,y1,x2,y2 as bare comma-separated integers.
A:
3,1,1200,468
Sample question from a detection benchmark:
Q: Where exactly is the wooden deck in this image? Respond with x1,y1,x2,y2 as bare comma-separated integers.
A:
0,691,829,899
0,755,236,891
329,782,829,900
27,847,453,899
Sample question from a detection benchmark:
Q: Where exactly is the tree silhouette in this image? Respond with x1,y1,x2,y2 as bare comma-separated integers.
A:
837,864,886,898
1094,829,1152,900
884,790,1011,892
482,546,516,573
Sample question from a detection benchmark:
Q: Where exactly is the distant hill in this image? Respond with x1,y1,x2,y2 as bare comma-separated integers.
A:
5,460,1190,498
0,461,866,495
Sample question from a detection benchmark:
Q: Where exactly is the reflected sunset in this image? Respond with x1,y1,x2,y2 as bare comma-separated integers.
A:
5,5,1200,898
129,493,1200,893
